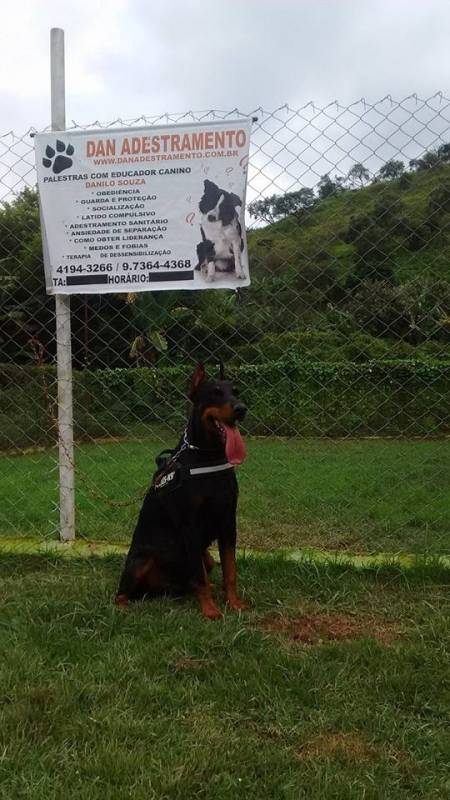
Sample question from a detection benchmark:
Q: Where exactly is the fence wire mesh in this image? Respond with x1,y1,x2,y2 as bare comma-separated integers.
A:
1,95,449,556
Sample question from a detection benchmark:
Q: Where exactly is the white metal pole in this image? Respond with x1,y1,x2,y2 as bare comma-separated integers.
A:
51,28,75,541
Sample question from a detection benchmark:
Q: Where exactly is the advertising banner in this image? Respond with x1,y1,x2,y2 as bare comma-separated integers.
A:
34,119,251,294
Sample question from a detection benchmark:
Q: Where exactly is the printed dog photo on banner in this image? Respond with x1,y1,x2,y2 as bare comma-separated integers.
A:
35,118,252,294
195,179,246,283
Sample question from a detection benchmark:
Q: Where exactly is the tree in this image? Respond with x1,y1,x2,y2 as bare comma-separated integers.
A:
409,150,440,171
347,162,370,187
437,142,450,163
0,188,137,368
346,278,450,342
317,173,346,200
377,159,405,180
248,188,315,224
409,158,424,171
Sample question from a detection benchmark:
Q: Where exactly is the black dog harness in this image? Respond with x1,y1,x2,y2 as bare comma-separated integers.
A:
153,426,234,493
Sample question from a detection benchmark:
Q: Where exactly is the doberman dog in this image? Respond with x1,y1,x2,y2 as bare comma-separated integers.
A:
115,363,249,619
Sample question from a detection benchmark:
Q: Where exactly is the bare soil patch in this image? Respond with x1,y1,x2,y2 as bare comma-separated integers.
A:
261,612,400,645
298,732,379,762
297,731,416,771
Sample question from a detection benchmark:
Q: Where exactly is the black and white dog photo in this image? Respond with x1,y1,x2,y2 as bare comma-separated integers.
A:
195,179,245,282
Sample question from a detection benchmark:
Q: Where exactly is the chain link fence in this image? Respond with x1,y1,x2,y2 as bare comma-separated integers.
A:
1,95,450,555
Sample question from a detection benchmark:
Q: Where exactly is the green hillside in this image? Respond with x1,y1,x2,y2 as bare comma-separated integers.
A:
242,165,450,364
1,164,450,370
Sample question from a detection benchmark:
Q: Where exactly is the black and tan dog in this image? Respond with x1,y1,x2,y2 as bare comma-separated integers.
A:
115,364,248,619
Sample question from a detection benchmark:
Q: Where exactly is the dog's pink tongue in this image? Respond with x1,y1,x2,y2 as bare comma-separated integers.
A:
223,424,246,465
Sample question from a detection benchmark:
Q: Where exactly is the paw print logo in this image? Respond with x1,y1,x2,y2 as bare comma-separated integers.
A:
42,140,74,174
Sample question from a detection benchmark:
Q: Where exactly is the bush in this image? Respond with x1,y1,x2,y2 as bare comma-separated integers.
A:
1,358,450,449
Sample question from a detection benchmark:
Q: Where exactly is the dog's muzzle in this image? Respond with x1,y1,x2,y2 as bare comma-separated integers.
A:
233,403,247,421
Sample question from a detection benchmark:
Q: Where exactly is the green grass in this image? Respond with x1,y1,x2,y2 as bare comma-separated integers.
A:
0,553,449,799
1,436,449,554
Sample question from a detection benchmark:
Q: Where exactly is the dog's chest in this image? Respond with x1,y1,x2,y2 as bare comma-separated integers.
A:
202,217,238,258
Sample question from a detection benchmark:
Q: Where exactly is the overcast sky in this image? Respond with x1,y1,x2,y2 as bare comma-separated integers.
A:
1,0,450,133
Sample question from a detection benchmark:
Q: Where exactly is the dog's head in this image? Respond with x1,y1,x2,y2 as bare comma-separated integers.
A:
199,180,242,226
188,363,247,464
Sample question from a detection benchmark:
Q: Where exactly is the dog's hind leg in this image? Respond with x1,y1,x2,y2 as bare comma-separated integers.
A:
115,554,151,606
115,553,170,606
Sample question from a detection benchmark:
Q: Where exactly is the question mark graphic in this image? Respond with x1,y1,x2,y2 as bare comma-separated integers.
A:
226,166,233,175
186,195,192,203
239,154,249,171
186,212,195,226
203,165,209,174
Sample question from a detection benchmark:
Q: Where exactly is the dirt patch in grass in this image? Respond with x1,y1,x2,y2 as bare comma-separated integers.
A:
261,613,400,645
297,731,416,771
298,732,379,762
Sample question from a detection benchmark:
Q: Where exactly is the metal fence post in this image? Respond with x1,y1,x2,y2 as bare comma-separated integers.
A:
51,28,75,541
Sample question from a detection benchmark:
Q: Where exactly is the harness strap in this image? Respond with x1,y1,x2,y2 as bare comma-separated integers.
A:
189,463,234,476
153,425,233,493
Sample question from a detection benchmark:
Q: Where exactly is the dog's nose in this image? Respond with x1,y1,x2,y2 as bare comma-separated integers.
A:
207,214,216,222
234,403,247,421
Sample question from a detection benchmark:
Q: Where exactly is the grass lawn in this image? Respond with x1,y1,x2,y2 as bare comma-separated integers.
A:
0,553,449,799
1,435,449,554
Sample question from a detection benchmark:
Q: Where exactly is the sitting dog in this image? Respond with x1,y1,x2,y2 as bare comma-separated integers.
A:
195,179,245,282
115,363,248,620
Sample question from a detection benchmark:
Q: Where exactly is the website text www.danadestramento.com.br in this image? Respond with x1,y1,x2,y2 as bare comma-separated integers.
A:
91,149,239,165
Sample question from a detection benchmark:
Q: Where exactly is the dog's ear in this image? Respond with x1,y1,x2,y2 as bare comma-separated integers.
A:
188,362,206,399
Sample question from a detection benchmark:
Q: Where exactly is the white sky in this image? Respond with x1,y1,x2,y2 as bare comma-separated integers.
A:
1,0,450,132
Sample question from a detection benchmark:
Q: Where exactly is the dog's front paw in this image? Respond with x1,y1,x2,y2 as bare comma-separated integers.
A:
235,271,245,280
201,601,223,620
226,595,250,611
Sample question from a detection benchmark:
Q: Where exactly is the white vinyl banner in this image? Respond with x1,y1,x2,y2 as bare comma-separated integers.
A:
34,119,252,294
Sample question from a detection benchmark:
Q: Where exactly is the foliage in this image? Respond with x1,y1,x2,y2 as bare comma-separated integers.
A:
2,356,449,450
317,173,346,199
347,162,370,187
377,159,405,180
248,188,315,223
2,146,450,382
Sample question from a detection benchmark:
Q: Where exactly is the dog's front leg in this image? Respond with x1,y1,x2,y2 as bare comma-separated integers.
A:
218,538,249,611
193,562,223,620
186,535,222,619
232,240,244,279
206,260,215,282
